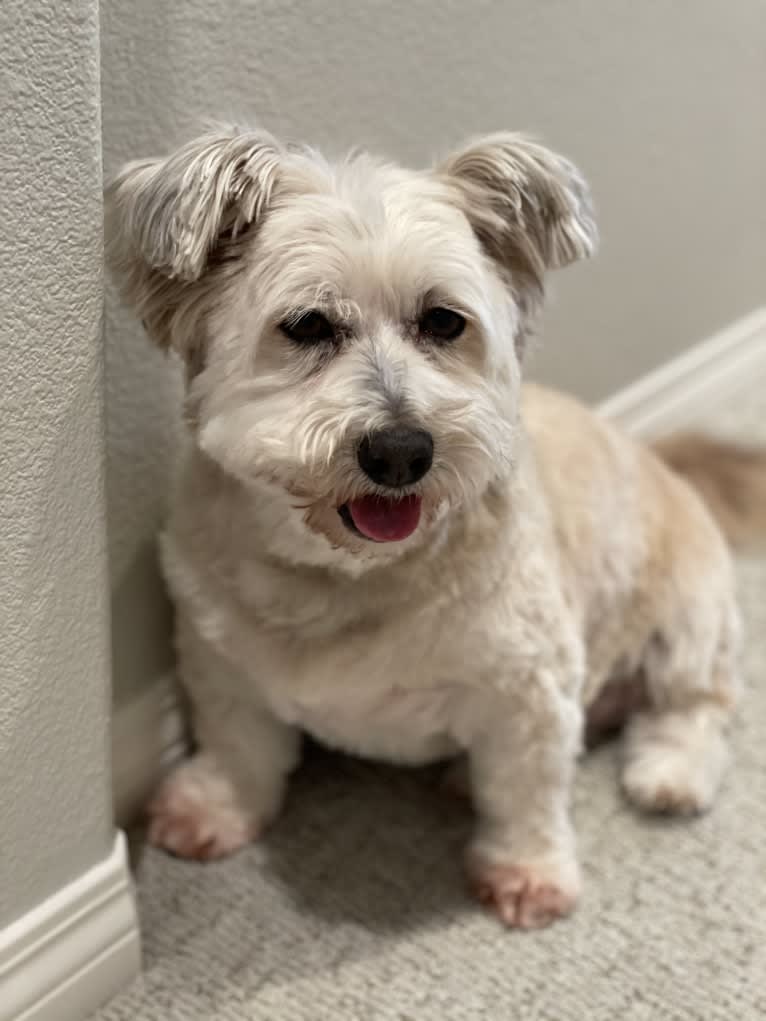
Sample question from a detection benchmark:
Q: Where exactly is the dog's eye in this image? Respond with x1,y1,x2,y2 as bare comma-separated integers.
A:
419,307,466,343
280,311,335,344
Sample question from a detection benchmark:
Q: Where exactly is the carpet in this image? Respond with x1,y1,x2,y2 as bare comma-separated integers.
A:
95,389,766,1020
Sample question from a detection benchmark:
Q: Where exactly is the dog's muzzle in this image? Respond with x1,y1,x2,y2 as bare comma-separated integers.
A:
336,427,433,544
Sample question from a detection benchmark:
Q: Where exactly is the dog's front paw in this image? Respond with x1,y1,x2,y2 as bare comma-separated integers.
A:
147,755,258,861
467,852,581,929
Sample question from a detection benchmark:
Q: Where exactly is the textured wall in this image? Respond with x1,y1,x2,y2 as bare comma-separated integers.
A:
102,0,766,710
0,0,112,925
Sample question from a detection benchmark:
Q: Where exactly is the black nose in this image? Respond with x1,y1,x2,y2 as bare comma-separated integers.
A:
357,427,434,488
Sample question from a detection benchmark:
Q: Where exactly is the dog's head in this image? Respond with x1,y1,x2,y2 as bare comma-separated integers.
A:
106,126,596,572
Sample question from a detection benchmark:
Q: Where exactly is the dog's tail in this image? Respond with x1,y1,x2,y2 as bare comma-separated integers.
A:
653,432,766,549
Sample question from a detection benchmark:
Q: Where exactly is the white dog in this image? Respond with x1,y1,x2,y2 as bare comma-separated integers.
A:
106,126,766,928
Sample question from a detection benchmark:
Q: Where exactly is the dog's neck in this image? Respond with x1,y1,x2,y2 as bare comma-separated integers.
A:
178,442,521,577
167,443,534,646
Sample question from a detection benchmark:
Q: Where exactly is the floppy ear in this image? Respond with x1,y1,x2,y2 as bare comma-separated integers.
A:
439,133,597,317
105,125,283,358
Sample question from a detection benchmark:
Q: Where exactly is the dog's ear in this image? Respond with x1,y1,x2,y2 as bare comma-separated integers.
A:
439,133,597,313
105,125,283,357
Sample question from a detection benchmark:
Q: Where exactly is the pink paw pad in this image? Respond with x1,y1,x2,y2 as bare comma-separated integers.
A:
469,861,579,929
146,770,255,861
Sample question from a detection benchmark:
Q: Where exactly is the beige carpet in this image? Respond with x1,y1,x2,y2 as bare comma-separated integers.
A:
96,391,766,1021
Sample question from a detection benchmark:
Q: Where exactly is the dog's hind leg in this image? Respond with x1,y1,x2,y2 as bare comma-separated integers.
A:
621,592,742,816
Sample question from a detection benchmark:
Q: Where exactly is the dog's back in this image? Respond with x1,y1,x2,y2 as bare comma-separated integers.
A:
653,432,766,550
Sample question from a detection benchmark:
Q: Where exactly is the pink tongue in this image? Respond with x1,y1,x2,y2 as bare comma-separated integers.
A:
347,494,422,542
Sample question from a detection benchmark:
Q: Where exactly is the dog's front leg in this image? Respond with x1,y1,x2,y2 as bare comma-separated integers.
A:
147,700,301,861
463,670,583,929
147,618,301,860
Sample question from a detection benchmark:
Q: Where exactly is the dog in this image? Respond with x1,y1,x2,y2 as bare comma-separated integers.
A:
106,125,766,929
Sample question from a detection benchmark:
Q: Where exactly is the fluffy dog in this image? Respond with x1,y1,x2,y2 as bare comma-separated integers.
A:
106,125,766,929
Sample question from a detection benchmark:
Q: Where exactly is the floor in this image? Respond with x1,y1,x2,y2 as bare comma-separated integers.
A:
95,390,766,1021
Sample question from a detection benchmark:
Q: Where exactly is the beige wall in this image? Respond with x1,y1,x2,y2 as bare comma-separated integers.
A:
0,0,113,926
102,0,766,710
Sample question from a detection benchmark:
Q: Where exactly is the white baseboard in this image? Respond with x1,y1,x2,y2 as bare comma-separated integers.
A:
597,306,766,436
112,674,188,827
0,833,140,1021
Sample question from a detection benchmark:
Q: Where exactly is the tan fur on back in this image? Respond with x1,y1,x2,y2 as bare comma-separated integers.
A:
523,387,736,706
654,432,766,550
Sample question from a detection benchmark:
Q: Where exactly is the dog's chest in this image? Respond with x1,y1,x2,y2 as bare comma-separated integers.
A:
228,544,528,763
275,681,462,764
173,530,502,763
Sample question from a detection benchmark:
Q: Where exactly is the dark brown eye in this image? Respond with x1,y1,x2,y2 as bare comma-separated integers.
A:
280,310,335,344
419,306,466,343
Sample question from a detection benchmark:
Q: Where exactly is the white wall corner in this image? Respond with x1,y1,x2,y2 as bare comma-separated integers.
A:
597,306,766,436
0,833,140,1021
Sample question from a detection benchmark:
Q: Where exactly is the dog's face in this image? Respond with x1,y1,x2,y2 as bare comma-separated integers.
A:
107,128,596,572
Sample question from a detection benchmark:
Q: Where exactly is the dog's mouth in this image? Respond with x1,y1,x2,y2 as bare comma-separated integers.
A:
338,494,422,543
